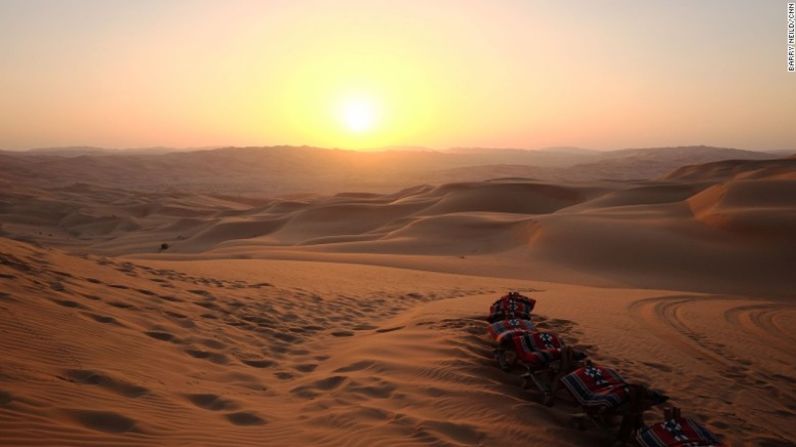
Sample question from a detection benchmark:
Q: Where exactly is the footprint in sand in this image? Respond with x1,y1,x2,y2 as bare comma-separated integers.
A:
164,310,187,319
108,301,137,310
344,377,396,399
62,369,149,398
375,325,404,333
293,364,318,373
185,349,229,364
65,409,139,433
333,360,374,373
185,393,240,411
273,332,298,343
225,411,266,425
188,289,214,298
196,301,222,311
275,372,294,380
145,330,177,342
157,294,183,302
242,359,276,368
290,376,347,399
82,312,122,326
51,298,84,308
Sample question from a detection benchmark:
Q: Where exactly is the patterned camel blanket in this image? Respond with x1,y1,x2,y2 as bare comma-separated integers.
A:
560,365,629,409
487,319,535,341
509,331,564,369
636,417,725,447
488,292,536,322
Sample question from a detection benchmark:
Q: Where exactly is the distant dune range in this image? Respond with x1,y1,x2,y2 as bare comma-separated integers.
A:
0,145,782,194
1,146,795,446
1,148,793,297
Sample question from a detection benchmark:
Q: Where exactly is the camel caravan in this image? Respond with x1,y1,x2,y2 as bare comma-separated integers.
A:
486,291,726,446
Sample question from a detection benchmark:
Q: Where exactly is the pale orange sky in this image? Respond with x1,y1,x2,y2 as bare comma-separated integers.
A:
0,0,794,150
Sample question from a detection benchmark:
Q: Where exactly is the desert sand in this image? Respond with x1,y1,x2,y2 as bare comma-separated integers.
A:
1,149,795,446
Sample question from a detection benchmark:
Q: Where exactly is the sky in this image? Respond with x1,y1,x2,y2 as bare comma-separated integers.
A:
0,0,794,151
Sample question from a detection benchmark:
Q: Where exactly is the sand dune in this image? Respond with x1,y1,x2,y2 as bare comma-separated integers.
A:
1,155,795,446
1,238,794,446
1,158,794,297
666,157,796,182
687,179,796,237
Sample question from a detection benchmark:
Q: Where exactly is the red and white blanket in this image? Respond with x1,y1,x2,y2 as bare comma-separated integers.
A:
507,331,564,370
636,417,725,447
560,365,629,409
487,319,536,342
488,292,536,322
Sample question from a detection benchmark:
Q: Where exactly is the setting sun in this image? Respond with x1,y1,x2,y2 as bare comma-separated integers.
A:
339,96,379,133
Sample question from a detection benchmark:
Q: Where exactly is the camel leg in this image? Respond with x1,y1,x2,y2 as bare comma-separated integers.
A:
544,347,573,407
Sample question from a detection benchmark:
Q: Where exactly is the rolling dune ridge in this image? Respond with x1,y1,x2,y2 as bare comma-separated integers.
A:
2,156,793,297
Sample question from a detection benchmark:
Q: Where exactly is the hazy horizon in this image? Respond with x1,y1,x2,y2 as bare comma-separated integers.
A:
1,143,792,154
2,0,795,151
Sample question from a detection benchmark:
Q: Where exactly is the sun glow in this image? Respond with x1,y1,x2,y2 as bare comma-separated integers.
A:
339,96,379,133
265,37,444,149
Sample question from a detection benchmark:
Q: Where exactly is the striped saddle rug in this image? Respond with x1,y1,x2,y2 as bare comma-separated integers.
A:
509,331,565,369
488,292,536,322
636,417,725,447
560,365,629,409
487,319,536,341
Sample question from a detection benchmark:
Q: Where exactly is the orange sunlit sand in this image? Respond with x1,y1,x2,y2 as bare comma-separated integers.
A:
1,2,795,447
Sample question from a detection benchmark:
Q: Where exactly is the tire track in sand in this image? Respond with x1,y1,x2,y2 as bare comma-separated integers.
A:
628,294,796,444
723,304,796,357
